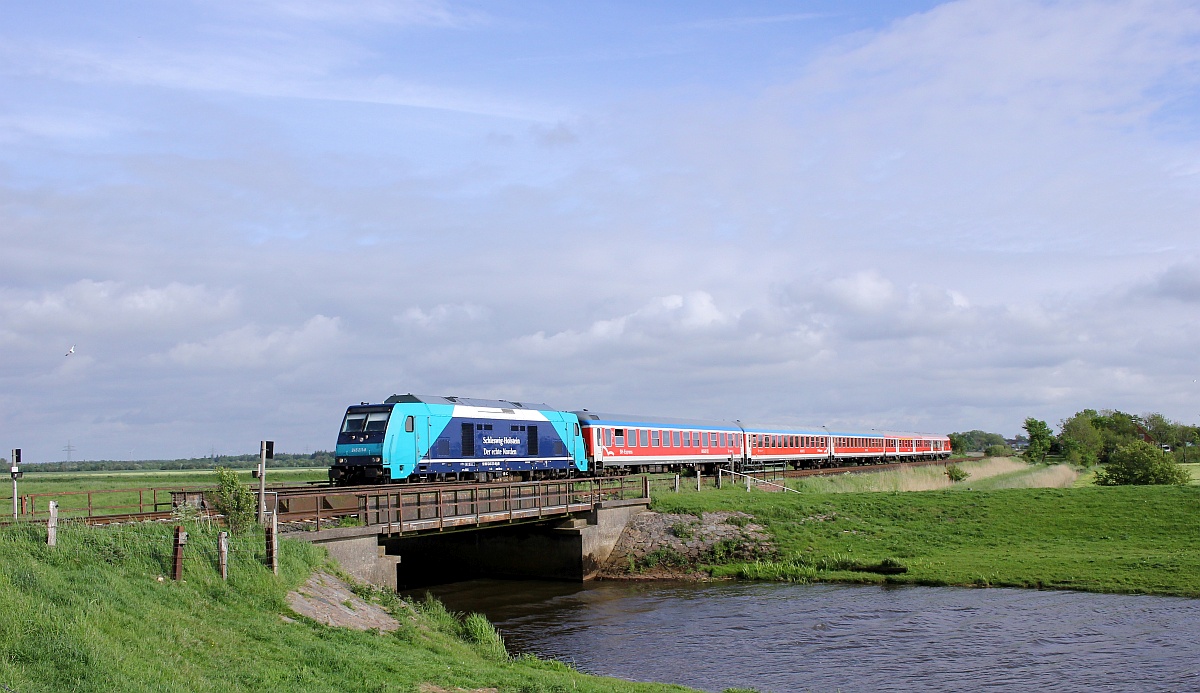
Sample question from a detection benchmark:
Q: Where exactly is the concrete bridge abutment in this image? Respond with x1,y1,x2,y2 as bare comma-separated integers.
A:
304,498,649,591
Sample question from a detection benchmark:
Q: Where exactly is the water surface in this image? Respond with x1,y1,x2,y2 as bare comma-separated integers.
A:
425,580,1200,692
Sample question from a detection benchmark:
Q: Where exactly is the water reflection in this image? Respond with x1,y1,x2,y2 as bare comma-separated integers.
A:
422,580,1200,692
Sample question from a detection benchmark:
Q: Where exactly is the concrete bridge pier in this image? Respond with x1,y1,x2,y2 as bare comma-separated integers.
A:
309,498,649,591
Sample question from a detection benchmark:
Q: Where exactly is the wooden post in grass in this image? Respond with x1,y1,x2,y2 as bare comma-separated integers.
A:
264,513,279,575
218,531,229,580
696,466,701,492
172,526,187,580
673,474,680,493
47,501,58,547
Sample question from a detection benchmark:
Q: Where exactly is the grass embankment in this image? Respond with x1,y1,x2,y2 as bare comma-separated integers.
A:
654,473,1200,596
0,522,694,693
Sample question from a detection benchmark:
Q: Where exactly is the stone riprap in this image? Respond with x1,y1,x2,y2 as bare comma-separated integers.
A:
601,511,775,578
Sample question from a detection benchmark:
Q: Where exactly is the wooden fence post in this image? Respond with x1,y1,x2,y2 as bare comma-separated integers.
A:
47,501,58,546
697,466,701,492
218,531,229,580
674,474,680,493
264,513,278,575
173,526,187,580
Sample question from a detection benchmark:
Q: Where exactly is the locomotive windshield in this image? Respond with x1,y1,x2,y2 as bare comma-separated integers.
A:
341,410,390,433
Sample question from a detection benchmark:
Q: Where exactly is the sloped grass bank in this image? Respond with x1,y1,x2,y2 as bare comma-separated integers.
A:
652,485,1200,596
0,522,693,693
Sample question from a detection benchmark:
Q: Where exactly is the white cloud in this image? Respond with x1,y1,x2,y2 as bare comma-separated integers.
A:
0,281,238,334
397,302,486,328
164,315,341,368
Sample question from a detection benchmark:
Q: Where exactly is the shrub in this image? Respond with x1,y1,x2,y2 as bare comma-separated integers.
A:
945,464,970,483
983,444,1012,458
209,467,256,533
1094,441,1191,486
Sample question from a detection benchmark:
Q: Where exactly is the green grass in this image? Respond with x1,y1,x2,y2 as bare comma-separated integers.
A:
5,469,329,519
0,521,695,693
652,484,1200,596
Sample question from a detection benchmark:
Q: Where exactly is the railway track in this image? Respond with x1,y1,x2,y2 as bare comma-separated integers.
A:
6,459,950,527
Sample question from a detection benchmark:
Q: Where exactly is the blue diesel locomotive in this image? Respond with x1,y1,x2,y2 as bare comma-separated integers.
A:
330,394,588,485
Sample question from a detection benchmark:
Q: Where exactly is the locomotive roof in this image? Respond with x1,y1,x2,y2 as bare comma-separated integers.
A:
383,393,554,410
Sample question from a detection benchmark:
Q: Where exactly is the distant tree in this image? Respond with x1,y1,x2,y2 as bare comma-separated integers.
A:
947,430,1008,453
1143,412,1181,449
1023,418,1053,463
1094,441,1191,486
1059,410,1103,467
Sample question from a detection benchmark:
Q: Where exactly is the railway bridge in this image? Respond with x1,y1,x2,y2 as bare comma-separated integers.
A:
280,477,651,590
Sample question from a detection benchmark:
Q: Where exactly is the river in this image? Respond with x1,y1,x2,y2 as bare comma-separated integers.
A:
424,579,1200,692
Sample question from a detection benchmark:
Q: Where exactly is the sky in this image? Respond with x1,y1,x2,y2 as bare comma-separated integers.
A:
2,0,1199,462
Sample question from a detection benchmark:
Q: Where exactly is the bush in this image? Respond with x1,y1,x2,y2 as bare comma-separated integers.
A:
1094,441,1191,486
945,464,969,483
984,444,1012,458
209,467,256,532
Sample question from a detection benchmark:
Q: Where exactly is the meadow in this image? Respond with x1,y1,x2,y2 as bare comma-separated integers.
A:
5,468,328,519
653,470,1200,596
0,520,697,693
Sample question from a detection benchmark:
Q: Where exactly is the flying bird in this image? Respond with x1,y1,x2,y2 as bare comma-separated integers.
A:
65,345,75,356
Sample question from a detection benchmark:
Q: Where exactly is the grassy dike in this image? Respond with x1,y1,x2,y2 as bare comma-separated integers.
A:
0,521,695,693
652,482,1200,596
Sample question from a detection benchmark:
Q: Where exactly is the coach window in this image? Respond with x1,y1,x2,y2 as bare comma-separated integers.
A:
640,429,649,447
651,430,660,447
615,428,625,446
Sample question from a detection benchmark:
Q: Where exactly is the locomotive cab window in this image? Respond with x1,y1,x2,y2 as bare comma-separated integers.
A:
404,415,414,433
342,413,368,433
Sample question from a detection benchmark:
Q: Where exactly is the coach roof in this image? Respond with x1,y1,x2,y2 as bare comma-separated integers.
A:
571,410,741,430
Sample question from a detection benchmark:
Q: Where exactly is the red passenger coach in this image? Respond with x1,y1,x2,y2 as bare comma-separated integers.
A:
572,411,744,475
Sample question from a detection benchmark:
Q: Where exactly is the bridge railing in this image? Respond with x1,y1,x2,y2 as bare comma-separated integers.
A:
276,475,649,533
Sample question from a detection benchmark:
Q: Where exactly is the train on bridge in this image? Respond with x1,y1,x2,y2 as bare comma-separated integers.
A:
330,394,951,486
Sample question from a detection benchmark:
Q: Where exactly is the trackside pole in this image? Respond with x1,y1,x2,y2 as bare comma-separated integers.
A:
257,440,273,524
697,466,701,492
218,531,229,580
47,501,58,546
11,448,21,519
